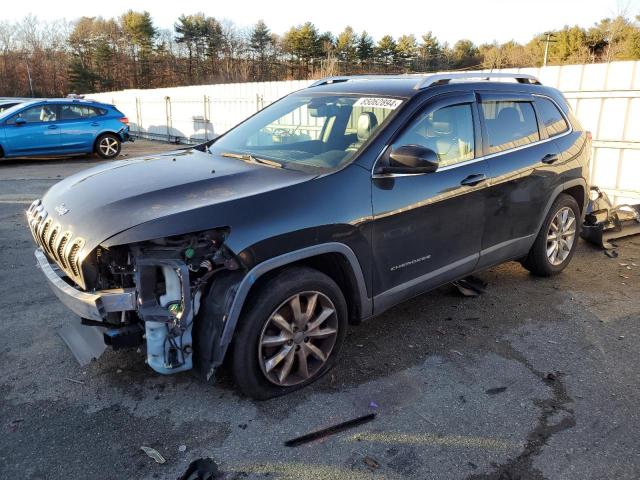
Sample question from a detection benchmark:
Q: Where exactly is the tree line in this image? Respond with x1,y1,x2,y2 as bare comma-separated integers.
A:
0,11,639,97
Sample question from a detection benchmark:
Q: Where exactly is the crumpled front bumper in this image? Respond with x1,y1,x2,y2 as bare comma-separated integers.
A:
35,249,137,321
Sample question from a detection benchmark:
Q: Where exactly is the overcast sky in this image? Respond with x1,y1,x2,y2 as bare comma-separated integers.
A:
6,0,638,44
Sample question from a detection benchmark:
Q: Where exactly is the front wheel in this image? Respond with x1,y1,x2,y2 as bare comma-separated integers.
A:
522,193,581,276
95,134,121,159
231,266,347,400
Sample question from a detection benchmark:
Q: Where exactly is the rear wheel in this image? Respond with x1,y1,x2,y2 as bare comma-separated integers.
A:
95,133,121,159
231,266,347,400
522,194,580,276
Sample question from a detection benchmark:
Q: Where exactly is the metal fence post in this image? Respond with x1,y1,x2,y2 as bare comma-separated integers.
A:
135,97,142,137
165,96,172,143
204,95,210,141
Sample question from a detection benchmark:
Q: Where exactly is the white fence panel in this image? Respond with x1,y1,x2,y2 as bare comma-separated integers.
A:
87,62,640,205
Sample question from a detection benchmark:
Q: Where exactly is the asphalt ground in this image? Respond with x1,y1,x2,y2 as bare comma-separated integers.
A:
1,141,639,479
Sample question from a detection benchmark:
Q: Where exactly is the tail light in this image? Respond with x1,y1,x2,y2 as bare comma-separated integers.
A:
119,117,129,125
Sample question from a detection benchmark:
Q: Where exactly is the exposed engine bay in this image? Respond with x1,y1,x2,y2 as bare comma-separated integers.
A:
83,229,239,374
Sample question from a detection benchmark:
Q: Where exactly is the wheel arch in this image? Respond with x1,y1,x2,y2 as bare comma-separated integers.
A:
220,243,371,351
92,131,120,152
535,178,587,235
564,184,586,215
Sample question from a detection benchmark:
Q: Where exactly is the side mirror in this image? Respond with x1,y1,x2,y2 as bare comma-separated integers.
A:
14,117,26,126
381,145,439,174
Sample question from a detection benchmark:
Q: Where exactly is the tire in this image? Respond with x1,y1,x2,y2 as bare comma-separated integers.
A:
231,266,348,400
522,193,581,276
95,133,121,159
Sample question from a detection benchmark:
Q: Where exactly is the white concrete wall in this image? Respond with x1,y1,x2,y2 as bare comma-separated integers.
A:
87,62,640,205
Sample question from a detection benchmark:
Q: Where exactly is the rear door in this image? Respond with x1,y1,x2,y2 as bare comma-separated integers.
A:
476,91,564,268
58,104,103,152
371,92,489,312
3,104,62,155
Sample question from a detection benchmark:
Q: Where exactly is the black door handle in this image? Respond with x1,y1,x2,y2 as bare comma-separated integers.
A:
541,153,559,164
460,174,487,187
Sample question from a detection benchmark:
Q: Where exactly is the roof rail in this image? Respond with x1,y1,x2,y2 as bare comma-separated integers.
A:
309,74,422,87
414,72,541,89
309,72,541,90
309,77,352,87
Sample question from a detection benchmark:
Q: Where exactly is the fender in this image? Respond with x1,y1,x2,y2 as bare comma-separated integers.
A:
220,242,372,348
93,127,129,150
534,177,588,235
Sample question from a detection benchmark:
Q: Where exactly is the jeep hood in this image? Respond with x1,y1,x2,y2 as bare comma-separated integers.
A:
38,149,314,253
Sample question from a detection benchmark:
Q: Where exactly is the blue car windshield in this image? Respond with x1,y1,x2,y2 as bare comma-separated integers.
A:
210,93,404,172
0,102,34,121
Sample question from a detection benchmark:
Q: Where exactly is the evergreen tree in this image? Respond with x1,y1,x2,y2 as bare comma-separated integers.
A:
420,31,443,70
250,20,273,80
376,35,397,66
336,26,357,63
356,31,375,63
120,10,157,87
396,34,418,67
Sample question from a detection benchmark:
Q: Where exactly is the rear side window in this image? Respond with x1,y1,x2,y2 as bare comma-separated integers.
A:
393,103,475,167
60,105,103,120
481,101,539,154
535,97,569,138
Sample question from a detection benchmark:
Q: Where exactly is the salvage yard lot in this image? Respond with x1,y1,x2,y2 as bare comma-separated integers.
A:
1,141,639,479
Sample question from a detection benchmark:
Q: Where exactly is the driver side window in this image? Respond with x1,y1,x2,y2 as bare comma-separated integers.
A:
8,105,58,124
393,103,475,167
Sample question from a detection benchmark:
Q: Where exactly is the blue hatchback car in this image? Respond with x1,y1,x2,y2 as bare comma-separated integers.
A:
0,99,131,160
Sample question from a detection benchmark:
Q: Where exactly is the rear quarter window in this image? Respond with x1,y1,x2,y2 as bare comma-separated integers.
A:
535,97,569,138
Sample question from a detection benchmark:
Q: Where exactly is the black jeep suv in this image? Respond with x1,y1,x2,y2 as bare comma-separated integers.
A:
28,73,590,399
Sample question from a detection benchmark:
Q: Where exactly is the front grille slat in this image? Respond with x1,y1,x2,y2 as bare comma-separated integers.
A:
39,219,51,252
68,240,84,277
48,226,59,255
55,232,71,269
26,202,86,289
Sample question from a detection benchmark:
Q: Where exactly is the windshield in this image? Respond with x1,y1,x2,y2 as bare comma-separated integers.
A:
210,93,404,172
0,101,34,120
0,102,20,113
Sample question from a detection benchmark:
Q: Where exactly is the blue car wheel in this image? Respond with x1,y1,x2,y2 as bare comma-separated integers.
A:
95,133,121,159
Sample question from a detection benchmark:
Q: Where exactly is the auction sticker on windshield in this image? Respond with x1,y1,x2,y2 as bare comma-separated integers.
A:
353,97,403,109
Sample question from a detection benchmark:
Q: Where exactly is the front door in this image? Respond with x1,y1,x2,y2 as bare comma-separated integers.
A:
371,93,489,312
4,104,61,156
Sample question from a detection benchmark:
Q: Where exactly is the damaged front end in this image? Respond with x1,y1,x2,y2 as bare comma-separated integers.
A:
35,224,241,375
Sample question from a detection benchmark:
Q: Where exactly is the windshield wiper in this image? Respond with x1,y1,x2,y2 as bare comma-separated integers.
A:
221,152,283,168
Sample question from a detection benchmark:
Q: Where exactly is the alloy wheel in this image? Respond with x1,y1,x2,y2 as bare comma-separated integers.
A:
546,206,576,265
258,291,338,387
99,137,119,157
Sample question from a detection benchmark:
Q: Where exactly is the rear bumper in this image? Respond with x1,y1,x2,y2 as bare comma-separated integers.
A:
118,126,134,142
35,249,137,321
